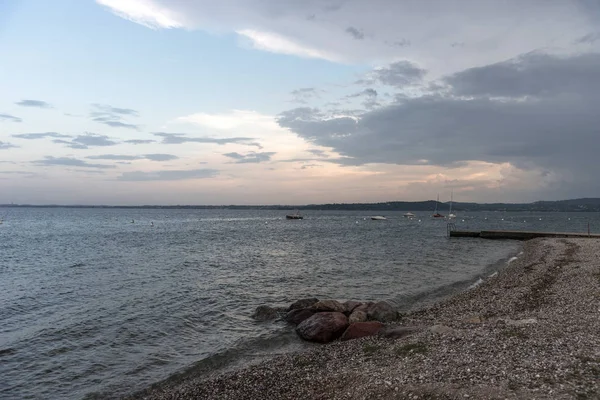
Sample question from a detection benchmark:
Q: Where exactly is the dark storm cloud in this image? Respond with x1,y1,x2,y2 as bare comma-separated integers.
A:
345,26,364,40
277,52,600,192
90,104,140,130
15,99,52,108
12,132,71,139
116,168,218,181
153,132,261,147
0,141,18,149
222,151,276,163
53,133,119,149
33,156,116,169
0,113,22,123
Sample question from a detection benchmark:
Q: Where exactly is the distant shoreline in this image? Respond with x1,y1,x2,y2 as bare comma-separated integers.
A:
2,197,600,212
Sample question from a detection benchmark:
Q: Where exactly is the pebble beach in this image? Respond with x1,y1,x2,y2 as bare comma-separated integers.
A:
128,238,600,400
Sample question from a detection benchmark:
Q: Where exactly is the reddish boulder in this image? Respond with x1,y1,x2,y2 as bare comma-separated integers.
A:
284,308,315,325
341,321,384,341
296,312,349,343
353,302,373,314
287,298,319,312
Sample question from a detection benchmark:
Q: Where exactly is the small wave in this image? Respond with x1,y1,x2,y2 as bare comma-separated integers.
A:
0,347,16,357
507,256,518,264
488,271,498,278
68,263,85,268
468,278,484,290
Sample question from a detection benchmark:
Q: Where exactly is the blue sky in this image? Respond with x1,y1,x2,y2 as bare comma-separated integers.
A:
1,0,600,205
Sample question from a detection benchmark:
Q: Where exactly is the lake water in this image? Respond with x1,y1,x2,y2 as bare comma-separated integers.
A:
1,208,598,399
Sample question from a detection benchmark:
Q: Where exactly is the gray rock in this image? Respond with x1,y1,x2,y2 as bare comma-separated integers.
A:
367,301,399,322
251,305,279,321
348,310,367,323
429,324,457,335
296,312,349,343
378,325,423,339
342,300,362,314
311,299,346,313
287,297,319,312
284,308,315,325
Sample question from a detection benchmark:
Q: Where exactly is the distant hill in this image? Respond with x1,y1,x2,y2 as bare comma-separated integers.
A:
2,198,600,211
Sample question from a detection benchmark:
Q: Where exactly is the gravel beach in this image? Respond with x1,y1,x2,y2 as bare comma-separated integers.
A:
128,238,600,400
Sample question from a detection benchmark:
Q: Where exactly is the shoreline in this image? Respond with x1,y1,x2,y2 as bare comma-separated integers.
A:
128,238,600,399
123,247,519,399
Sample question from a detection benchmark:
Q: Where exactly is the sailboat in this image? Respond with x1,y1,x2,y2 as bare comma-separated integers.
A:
447,191,456,219
432,194,444,218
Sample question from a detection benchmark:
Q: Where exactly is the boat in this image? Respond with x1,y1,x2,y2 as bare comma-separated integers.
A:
371,216,386,220
403,212,415,218
447,191,456,219
432,194,444,218
286,210,303,219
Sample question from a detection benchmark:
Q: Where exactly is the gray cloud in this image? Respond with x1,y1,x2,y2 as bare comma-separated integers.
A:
386,38,410,47
345,26,364,40
86,154,141,161
53,133,119,149
290,87,322,104
153,132,261,148
307,149,328,157
144,153,178,161
15,99,52,108
124,139,155,144
116,168,218,181
90,104,140,130
445,52,600,98
0,141,18,149
575,32,600,44
277,51,600,194
363,61,427,87
86,153,178,161
33,156,116,169
346,88,379,109
0,113,22,123
12,132,71,140
223,151,276,163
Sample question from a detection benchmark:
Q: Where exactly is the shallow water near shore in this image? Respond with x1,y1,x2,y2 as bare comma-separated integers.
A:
1,208,599,399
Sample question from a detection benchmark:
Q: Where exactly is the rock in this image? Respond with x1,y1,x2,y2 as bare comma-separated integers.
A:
311,299,346,313
349,310,368,323
429,324,457,335
464,315,483,324
284,308,315,325
342,300,362,314
367,301,399,322
341,321,384,341
379,325,423,339
296,312,349,343
353,302,373,313
252,305,280,321
287,298,319,312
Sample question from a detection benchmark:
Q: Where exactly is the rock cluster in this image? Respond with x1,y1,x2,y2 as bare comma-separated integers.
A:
252,297,401,343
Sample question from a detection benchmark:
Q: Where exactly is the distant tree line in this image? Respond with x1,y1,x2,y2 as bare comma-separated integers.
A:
2,198,600,211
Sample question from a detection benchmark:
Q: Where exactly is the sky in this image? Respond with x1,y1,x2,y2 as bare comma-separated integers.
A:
1,0,600,205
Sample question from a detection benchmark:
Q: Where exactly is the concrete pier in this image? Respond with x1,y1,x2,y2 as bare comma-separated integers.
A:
449,230,600,240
